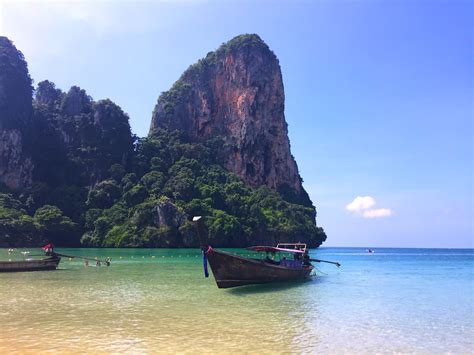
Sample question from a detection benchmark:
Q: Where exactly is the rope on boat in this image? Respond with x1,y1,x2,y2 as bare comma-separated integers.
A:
53,252,111,266
314,266,328,276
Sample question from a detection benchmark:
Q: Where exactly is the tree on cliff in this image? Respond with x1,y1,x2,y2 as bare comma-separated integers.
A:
0,193,38,247
0,194,78,247
34,205,79,246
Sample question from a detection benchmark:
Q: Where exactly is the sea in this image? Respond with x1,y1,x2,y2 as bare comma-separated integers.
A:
0,247,472,353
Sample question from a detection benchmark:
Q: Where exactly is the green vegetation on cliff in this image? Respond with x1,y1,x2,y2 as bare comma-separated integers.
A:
0,35,327,248
79,130,326,248
1,122,326,247
0,194,78,247
32,81,134,187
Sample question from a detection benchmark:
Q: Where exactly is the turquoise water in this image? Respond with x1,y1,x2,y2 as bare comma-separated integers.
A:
0,247,472,353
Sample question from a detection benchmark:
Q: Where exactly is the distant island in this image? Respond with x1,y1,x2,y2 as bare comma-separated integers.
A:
0,34,327,248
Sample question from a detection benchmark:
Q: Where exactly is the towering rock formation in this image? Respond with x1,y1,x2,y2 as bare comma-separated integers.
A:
32,82,134,186
150,34,310,205
0,34,326,248
0,37,33,189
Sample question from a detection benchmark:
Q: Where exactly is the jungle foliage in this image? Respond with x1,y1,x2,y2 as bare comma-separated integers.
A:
80,130,326,248
1,123,326,247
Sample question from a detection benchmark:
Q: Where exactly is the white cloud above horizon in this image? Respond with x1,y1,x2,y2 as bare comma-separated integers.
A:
346,196,393,219
346,196,376,212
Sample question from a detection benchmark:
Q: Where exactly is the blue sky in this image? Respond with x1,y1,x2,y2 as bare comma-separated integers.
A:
1,0,472,247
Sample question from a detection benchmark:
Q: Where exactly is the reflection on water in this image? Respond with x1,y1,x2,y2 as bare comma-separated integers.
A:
228,279,311,295
0,248,473,353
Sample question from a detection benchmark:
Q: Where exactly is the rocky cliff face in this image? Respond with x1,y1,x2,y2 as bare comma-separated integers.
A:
150,34,310,205
0,130,33,189
0,34,327,248
32,81,134,186
0,36,33,189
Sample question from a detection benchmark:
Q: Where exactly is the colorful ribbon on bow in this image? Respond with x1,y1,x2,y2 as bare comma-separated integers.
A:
202,246,211,278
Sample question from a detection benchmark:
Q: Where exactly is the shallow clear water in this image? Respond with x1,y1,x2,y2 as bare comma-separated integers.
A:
0,247,472,353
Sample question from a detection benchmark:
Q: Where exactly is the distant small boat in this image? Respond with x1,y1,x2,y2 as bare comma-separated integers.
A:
0,255,61,272
367,249,375,253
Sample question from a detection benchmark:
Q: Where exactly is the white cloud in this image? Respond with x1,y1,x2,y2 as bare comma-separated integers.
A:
346,196,393,219
345,196,376,212
362,208,393,218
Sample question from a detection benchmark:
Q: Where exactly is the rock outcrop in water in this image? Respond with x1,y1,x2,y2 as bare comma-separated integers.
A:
150,34,311,206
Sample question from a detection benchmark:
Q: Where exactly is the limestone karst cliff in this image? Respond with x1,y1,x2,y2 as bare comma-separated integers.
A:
32,81,134,186
0,36,33,189
150,34,311,206
0,34,326,248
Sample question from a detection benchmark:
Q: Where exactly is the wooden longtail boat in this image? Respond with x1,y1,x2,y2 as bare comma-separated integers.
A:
192,216,342,289
0,255,61,272
203,244,313,288
0,243,110,272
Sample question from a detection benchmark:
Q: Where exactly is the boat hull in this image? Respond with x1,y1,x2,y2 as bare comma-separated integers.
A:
0,256,61,272
206,248,313,288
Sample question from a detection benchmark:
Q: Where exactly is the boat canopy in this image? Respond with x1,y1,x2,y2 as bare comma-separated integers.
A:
246,246,305,254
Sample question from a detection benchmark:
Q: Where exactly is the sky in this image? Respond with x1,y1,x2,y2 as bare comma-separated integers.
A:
0,0,472,247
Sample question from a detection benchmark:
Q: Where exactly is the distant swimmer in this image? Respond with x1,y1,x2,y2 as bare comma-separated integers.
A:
367,249,375,253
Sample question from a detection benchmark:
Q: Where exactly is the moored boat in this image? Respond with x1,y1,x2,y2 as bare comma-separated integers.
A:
202,244,313,288
0,243,111,272
0,255,61,272
193,216,340,288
